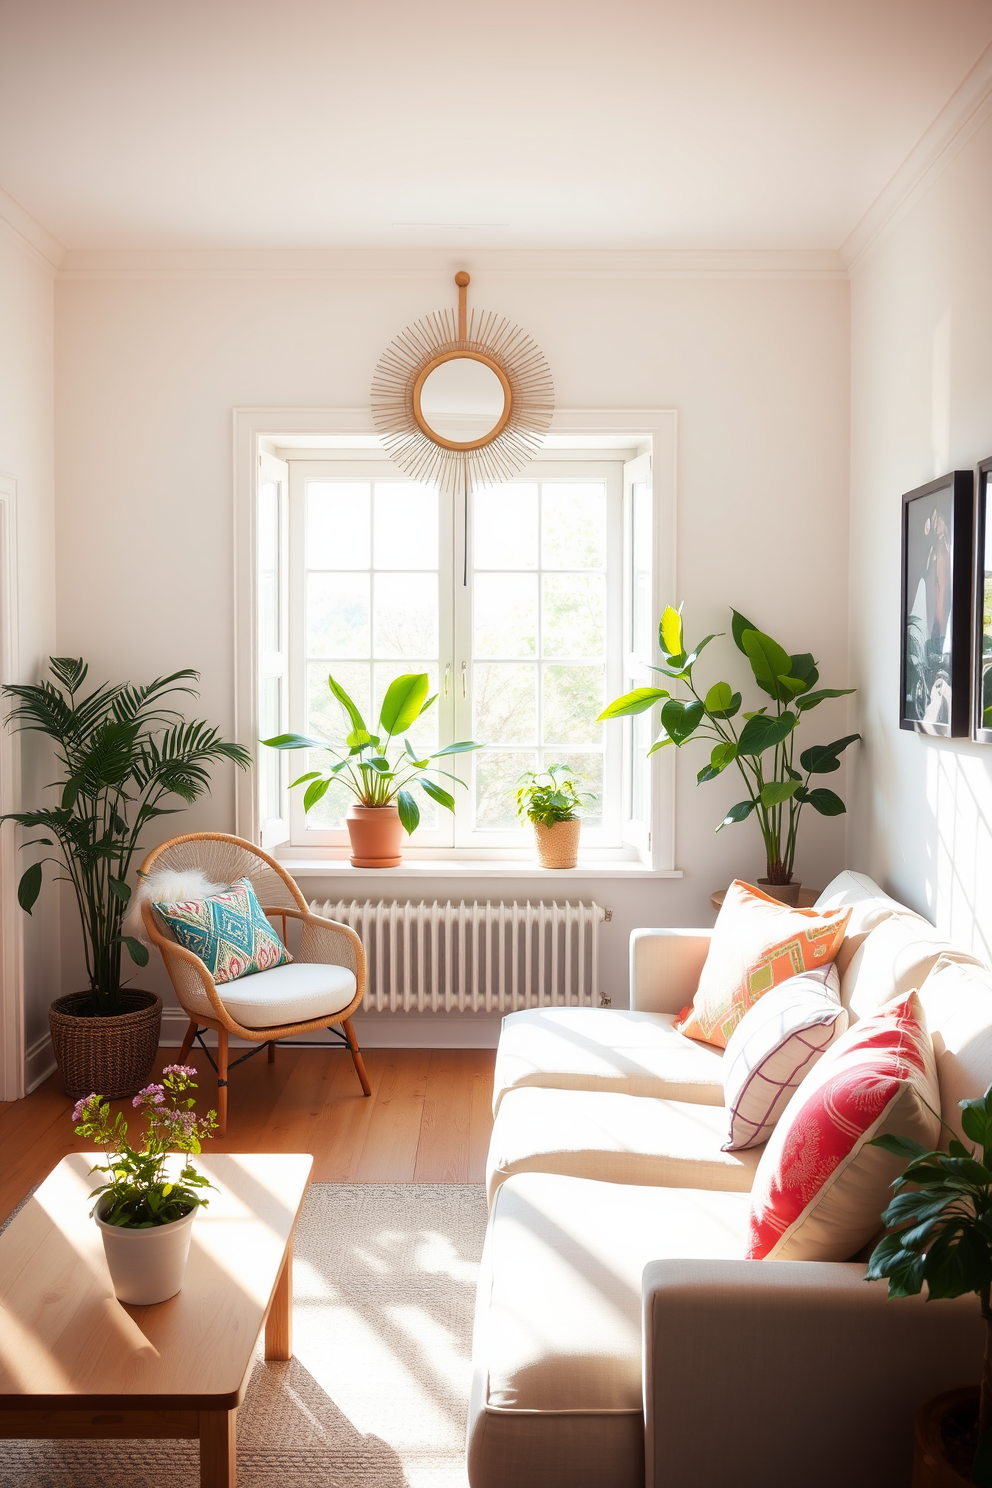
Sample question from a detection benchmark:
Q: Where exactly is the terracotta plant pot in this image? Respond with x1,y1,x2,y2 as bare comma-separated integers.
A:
347,803,405,867
49,989,163,1100
96,1197,197,1305
757,878,803,907
533,817,582,869
913,1387,978,1486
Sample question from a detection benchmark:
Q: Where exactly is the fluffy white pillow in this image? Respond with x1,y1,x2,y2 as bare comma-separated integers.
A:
121,868,228,945
722,964,846,1151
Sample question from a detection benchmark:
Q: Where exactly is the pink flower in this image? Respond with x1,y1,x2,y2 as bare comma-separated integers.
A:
163,1064,197,1079
71,1093,99,1122
133,1083,166,1108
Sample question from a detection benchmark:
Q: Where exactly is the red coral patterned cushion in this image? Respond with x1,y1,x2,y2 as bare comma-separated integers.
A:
675,879,851,1048
745,991,938,1260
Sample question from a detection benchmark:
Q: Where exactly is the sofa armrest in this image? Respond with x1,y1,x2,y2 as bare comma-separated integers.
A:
642,1258,983,1488
628,929,711,1014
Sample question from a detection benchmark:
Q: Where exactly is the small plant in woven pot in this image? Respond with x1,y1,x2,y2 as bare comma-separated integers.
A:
516,764,595,869
1,658,250,1096
866,1083,992,1485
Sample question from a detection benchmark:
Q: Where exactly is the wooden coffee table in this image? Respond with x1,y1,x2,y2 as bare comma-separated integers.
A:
0,1151,312,1487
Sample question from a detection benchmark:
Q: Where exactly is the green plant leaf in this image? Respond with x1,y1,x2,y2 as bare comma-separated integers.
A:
795,687,856,713
697,741,738,783
346,727,373,748
716,800,755,831
682,634,719,669
659,606,685,662
776,674,807,696
289,770,322,787
731,609,761,654
703,682,742,719
262,732,329,751
599,686,669,721
396,788,420,834
17,862,42,913
646,735,674,756
806,788,846,816
660,698,704,745
760,779,801,806
742,629,793,699
418,692,438,717
303,777,331,813
737,711,796,755
430,740,484,756
108,877,131,903
122,935,149,967
800,734,861,772
327,674,370,739
379,673,430,736
419,777,455,811
788,653,819,691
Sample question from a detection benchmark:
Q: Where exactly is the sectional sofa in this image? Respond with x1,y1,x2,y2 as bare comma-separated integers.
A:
467,871,992,1488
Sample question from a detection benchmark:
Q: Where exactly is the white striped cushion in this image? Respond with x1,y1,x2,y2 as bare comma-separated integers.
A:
721,964,846,1151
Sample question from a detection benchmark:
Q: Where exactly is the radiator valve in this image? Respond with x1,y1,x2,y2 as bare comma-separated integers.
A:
603,907,614,922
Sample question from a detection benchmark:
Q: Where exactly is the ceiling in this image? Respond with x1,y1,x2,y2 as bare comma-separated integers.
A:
1,0,991,253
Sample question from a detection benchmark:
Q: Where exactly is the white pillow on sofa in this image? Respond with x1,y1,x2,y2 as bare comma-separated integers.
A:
722,964,846,1151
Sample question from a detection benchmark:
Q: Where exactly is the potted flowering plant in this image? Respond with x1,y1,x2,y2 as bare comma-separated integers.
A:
73,1062,217,1305
516,764,596,869
263,670,481,866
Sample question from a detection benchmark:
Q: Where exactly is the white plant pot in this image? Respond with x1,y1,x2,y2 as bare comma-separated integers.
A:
95,1200,197,1305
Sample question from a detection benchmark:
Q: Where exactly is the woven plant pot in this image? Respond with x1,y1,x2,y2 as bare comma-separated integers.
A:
533,818,582,869
49,990,162,1100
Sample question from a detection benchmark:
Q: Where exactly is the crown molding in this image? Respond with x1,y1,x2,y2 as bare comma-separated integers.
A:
842,40,992,272
57,246,846,281
0,185,64,271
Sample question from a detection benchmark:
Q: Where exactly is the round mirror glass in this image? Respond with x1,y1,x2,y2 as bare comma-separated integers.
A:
417,356,507,444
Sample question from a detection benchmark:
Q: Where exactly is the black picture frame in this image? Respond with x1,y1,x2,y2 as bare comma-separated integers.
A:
974,457,992,744
900,469,974,737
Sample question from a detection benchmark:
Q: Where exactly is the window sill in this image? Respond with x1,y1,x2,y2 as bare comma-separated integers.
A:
277,857,683,881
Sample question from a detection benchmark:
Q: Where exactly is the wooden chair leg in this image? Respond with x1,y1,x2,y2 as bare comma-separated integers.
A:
179,1018,197,1062
341,1018,371,1096
216,1027,229,1135
267,1040,276,1064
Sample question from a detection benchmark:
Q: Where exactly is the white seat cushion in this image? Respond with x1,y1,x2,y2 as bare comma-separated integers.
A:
217,960,357,1029
491,1007,725,1116
485,1087,760,1206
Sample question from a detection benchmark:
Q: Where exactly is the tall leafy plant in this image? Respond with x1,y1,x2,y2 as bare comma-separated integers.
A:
599,606,859,885
1,658,251,1015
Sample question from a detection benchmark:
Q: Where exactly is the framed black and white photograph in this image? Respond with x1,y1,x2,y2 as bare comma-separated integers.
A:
974,456,992,744
900,469,974,737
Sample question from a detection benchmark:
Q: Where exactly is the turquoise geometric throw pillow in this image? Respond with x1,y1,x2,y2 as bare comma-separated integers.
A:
153,877,292,984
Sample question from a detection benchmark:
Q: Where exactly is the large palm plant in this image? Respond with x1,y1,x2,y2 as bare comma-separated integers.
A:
1,657,251,1016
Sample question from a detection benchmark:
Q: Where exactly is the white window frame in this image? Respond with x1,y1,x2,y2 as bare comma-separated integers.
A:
233,408,678,874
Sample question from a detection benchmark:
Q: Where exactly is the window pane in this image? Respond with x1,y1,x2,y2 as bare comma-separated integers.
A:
474,573,538,658
306,482,370,570
307,573,370,658
542,484,607,569
631,480,652,659
541,749,603,829
542,574,606,658
631,705,652,825
475,750,537,829
258,480,280,652
373,573,438,658
474,663,537,744
259,675,281,822
543,664,605,744
474,484,538,569
373,483,438,570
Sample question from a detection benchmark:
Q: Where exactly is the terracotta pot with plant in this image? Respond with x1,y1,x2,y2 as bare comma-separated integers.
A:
599,605,859,903
865,1083,992,1486
516,764,595,869
264,671,481,866
1,658,251,1099
73,1062,217,1304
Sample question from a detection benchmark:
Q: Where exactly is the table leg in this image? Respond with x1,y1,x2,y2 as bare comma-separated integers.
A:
264,1245,292,1361
200,1408,236,1487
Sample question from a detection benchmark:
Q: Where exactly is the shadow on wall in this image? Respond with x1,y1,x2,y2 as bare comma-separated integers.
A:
923,743,992,967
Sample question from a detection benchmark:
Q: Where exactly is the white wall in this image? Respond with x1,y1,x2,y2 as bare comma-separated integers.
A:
849,111,992,963
54,257,851,1035
0,213,59,1088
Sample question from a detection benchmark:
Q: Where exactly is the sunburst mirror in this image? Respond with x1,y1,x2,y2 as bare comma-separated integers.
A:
371,272,554,496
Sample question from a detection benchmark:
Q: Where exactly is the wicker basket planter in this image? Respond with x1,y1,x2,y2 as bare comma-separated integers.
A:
48,990,162,1100
533,818,582,869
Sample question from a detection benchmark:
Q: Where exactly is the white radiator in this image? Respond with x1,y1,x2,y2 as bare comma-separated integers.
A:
310,898,605,1014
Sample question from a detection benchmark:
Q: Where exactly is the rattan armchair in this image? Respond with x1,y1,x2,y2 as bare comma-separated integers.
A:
140,832,370,1133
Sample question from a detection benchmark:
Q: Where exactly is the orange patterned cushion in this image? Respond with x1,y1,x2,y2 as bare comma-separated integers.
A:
675,881,851,1048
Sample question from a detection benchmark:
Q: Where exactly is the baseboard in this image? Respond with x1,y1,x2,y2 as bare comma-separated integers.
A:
159,1006,502,1050
25,1030,56,1093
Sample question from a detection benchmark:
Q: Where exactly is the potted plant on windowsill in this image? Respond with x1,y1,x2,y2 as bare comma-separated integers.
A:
865,1084,992,1486
263,671,481,866
1,658,251,1099
599,606,859,905
516,764,596,870
73,1063,217,1305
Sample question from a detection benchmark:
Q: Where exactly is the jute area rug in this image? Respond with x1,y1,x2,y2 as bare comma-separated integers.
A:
4,1183,489,1488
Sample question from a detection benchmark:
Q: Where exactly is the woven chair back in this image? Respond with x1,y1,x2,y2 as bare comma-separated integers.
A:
139,833,306,914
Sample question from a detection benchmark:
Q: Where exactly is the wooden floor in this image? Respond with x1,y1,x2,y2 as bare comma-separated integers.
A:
0,1045,497,1223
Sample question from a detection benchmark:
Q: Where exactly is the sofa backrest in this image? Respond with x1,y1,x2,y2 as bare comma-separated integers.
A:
815,870,922,975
